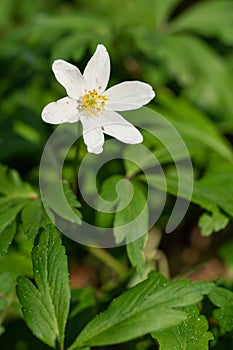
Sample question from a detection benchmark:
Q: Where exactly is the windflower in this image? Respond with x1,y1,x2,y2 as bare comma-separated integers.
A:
42,44,155,154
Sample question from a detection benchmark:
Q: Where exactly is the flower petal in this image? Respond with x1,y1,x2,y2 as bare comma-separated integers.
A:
100,111,143,144
41,97,80,124
52,60,85,100
80,115,104,154
105,81,155,111
83,44,110,94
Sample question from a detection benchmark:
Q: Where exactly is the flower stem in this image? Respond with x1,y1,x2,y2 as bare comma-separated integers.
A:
73,127,82,194
86,246,126,278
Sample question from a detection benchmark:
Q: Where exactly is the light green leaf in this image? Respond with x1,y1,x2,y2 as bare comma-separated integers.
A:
114,180,148,245
156,93,233,163
171,0,233,45
16,225,70,349
21,199,42,242
68,272,213,349
152,305,213,350
208,286,233,334
126,234,147,276
198,210,229,237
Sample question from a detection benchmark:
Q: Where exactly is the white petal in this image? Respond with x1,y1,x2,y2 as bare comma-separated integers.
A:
105,81,155,111
100,111,143,144
80,115,104,154
83,44,110,94
41,97,80,124
52,60,85,100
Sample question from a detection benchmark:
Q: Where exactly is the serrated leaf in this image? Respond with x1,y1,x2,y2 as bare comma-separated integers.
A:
152,305,213,350
68,273,213,349
0,221,17,258
198,209,229,236
208,286,233,333
16,225,70,348
0,165,35,198
21,199,42,242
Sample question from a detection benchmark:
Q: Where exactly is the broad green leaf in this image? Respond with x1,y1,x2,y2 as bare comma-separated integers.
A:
208,287,233,333
198,210,229,237
152,305,213,350
21,199,42,242
17,225,70,349
68,272,213,349
171,0,233,45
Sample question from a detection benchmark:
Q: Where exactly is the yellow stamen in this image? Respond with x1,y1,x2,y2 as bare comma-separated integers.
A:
80,89,109,116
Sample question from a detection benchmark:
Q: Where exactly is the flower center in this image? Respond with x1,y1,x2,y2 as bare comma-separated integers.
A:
80,89,109,116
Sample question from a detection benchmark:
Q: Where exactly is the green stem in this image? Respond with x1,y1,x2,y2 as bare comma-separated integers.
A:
73,127,82,194
87,246,126,278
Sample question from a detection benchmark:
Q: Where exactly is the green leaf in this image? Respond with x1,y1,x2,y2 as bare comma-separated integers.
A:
208,286,233,333
0,165,35,198
0,273,14,335
0,221,17,258
16,225,70,349
171,0,233,45
0,272,14,312
126,234,147,276
0,165,39,255
198,209,229,237
68,272,213,349
156,93,233,163
44,182,82,225
21,199,42,242
152,305,213,350
114,181,148,245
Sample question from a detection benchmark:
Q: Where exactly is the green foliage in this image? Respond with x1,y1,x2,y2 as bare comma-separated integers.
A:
208,286,233,334
0,165,38,257
152,305,213,350
1,0,233,348
16,225,70,349
69,273,212,348
0,273,14,335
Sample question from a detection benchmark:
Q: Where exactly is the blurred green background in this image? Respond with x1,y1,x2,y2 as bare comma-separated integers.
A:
0,0,233,349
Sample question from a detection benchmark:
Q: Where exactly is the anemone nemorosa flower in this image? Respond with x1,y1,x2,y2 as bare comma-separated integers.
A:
42,44,155,154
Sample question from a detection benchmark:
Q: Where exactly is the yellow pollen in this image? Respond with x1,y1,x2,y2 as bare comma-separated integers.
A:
80,89,109,116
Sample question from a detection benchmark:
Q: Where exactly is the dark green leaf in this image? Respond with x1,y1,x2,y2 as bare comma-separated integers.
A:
17,225,70,348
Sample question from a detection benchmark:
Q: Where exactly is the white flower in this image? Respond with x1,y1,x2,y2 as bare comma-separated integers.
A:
42,44,155,154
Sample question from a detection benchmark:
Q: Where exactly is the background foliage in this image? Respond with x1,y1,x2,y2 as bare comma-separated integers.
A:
0,0,233,349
